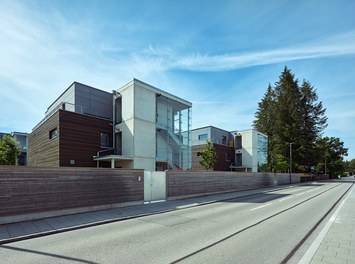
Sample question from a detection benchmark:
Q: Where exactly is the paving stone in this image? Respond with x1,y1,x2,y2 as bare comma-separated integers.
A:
5,224,26,237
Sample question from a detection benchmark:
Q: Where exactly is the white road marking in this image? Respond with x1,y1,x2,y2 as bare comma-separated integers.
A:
176,203,199,209
250,203,272,211
296,192,305,196
279,196,292,202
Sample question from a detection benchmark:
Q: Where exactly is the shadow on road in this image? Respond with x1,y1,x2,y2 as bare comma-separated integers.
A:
0,245,99,264
220,192,290,204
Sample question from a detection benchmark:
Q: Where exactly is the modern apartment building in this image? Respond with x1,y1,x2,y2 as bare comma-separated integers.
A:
231,129,268,172
191,126,267,172
191,126,235,171
0,131,29,165
28,79,192,171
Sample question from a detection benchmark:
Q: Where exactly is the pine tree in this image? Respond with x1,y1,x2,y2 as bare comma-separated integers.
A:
253,84,275,170
253,66,328,173
273,67,302,170
298,80,328,170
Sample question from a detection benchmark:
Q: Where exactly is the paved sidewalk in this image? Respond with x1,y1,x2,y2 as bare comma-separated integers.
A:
307,183,355,264
0,185,294,244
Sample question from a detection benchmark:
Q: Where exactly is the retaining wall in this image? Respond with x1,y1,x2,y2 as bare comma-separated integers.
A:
167,171,300,199
0,166,144,224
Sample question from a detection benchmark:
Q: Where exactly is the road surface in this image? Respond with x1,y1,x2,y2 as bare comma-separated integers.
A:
1,181,353,263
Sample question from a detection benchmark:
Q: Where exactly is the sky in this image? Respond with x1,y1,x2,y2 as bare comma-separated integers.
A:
0,0,354,160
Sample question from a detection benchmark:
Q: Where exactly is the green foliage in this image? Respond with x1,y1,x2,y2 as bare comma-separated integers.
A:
344,159,355,174
253,66,329,173
199,140,217,170
0,135,21,165
315,136,348,177
273,154,289,173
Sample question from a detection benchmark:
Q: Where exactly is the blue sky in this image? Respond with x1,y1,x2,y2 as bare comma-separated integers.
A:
1,0,354,160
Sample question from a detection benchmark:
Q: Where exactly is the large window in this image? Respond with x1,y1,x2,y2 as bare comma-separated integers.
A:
257,134,268,171
198,134,208,140
100,133,112,148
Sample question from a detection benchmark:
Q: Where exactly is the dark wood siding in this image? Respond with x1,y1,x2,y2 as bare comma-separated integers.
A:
28,111,60,167
192,144,235,171
59,110,113,167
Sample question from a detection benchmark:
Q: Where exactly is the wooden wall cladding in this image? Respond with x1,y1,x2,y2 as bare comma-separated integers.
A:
0,167,144,217
28,111,60,167
29,109,113,167
59,110,112,167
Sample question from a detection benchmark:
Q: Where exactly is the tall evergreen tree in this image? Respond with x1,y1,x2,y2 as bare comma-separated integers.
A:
253,84,275,170
272,67,303,171
298,80,328,170
254,66,328,173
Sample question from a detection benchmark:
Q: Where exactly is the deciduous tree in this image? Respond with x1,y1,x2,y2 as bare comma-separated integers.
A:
0,135,21,165
199,140,217,170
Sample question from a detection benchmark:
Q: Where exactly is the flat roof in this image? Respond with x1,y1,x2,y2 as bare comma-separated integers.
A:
118,78,192,107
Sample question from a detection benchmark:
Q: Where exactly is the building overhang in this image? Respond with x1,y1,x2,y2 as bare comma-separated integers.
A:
93,155,133,162
93,155,133,168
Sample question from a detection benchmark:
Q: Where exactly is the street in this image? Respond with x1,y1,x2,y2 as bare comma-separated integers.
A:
0,181,353,264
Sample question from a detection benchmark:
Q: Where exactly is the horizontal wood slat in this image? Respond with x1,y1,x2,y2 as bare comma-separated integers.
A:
167,171,300,198
0,167,144,217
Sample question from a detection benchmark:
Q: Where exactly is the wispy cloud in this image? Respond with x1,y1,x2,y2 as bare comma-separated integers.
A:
110,30,355,74
170,42,355,72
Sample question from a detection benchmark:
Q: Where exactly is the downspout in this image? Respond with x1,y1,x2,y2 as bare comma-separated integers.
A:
112,91,116,155
112,90,122,155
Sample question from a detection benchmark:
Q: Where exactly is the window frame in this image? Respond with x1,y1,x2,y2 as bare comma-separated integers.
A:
49,128,58,140
198,133,208,141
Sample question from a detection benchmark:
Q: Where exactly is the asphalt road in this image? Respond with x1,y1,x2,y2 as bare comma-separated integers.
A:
0,181,352,264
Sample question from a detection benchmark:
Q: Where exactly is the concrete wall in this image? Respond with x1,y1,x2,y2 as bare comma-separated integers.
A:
117,81,135,168
0,167,144,224
238,130,255,170
133,82,156,171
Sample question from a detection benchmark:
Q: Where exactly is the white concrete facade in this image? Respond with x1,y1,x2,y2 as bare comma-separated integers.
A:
233,129,268,172
114,79,192,171
191,126,268,172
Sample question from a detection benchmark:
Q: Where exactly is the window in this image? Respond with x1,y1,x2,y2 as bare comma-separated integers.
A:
49,128,58,139
198,134,208,140
222,136,227,145
197,152,201,157
236,153,242,166
235,135,242,149
225,153,230,161
100,133,112,148
115,97,122,124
